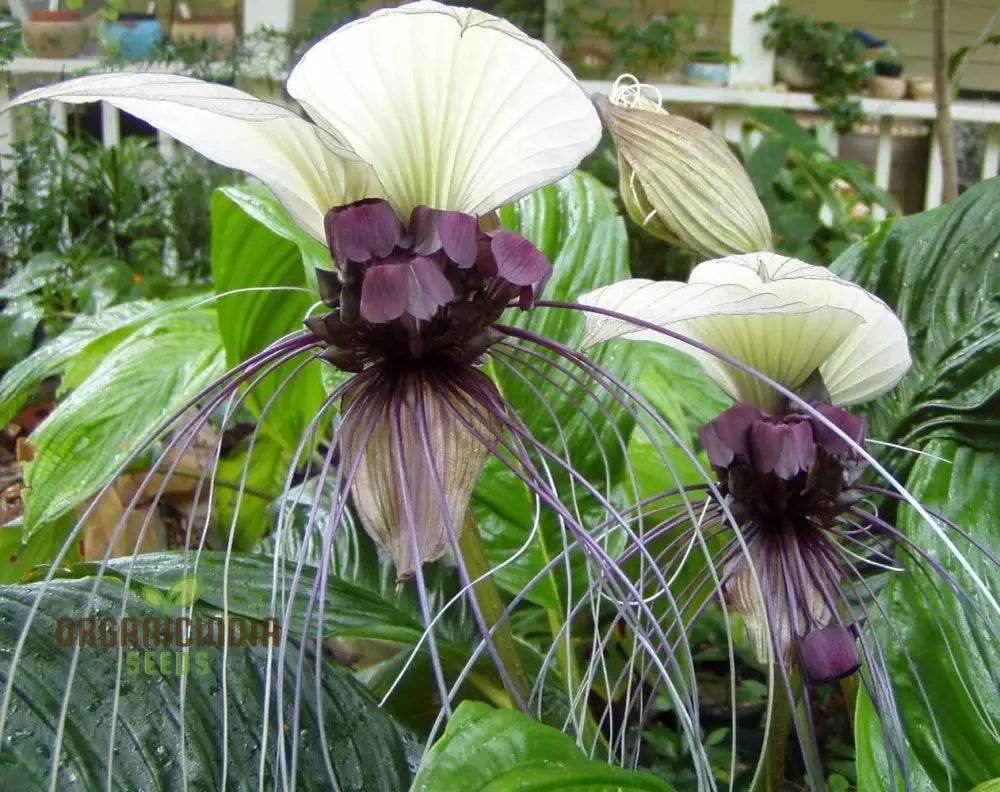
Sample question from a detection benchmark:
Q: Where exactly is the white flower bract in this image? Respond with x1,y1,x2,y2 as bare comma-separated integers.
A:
579,251,912,411
5,1,601,241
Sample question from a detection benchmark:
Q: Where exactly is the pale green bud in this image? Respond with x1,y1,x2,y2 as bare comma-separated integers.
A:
595,81,773,258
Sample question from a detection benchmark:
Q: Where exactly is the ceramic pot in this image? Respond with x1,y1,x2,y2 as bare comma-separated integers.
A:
685,60,728,87
908,76,934,101
22,10,89,59
170,16,237,45
774,54,822,91
98,14,163,60
872,75,906,100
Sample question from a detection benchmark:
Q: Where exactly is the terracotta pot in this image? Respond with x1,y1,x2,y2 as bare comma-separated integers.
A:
908,75,934,101
872,75,906,100
171,16,237,45
22,10,89,59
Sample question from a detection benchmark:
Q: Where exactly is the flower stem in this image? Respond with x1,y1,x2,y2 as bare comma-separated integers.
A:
752,667,797,792
840,672,859,730
458,514,530,705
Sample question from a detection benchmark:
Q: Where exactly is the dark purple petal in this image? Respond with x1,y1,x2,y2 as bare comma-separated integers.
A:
799,625,860,682
809,403,868,456
699,403,763,469
406,257,454,321
751,418,815,479
475,236,498,277
326,199,403,264
409,206,478,267
489,230,551,286
360,263,409,322
314,267,341,307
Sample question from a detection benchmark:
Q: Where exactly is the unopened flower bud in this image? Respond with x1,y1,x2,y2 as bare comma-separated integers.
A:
594,82,773,257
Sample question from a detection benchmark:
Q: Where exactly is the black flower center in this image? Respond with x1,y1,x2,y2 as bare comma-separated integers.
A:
304,199,551,372
700,401,867,533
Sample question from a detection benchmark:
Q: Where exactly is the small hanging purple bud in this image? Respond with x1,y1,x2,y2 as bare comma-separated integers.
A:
798,625,861,682
325,199,404,266
750,418,816,480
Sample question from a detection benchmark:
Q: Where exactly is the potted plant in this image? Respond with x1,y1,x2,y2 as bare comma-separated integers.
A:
684,50,736,87
21,3,89,59
75,0,164,59
609,13,698,82
170,0,239,49
754,4,867,133
872,46,906,99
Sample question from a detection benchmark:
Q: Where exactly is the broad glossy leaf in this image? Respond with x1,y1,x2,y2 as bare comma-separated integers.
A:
831,177,1000,453
412,701,675,792
855,440,1000,790
0,295,205,427
477,171,638,608
0,576,410,791
0,252,64,299
22,310,225,535
0,514,79,585
0,299,42,371
211,187,327,455
494,170,638,483
213,436,288,551
77,551,472,663
854,689,936,792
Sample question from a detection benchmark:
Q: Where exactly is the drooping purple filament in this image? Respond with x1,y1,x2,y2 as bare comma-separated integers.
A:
700,400,868,677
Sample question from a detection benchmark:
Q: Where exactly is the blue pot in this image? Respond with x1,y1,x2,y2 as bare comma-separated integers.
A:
98,15,163,60
684,60,729,87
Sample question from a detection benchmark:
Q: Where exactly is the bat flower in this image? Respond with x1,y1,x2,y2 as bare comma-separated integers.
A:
9,0,601,581
579,252,912,673
576,252,998,783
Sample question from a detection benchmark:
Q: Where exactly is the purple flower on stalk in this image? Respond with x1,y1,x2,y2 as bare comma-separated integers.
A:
8,1,599,580
578,252,999,786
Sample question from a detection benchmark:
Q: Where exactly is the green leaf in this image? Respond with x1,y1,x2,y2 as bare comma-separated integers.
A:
213,436,288,551
479,171,638,608
970,780,1000,792
214,183,331,284
166,573,202,608
494,171,637,482
831,177,1000,454
0,299,43,371
0,514,80,585
412,701,676,792
743,135,790,193
854,689,937,792
139,585,167,610
0,295,206,428
211,187,326,454
0,576,411,791
0,252,65,299
855,440,1000,791
22,309,225,536
627,345,730,502
86,551,470,660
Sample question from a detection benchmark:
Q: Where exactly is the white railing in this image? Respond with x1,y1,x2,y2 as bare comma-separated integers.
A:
582,80,1000,217
2,61,999,218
